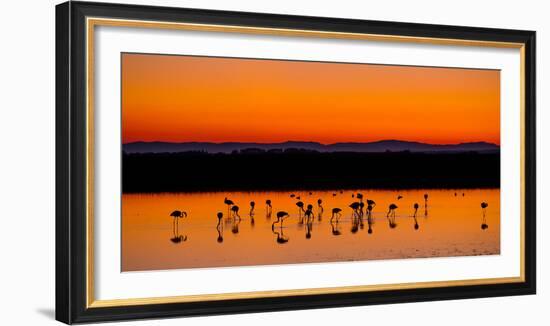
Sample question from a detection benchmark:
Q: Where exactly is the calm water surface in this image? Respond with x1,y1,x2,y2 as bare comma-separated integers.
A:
122,189,499,271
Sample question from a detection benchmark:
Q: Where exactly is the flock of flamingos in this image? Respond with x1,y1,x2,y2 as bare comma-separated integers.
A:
167,191,491,244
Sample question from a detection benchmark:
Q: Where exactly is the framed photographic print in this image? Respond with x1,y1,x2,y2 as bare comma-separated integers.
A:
56,1,536,324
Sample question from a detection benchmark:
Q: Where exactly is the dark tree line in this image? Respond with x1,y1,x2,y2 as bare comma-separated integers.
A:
122,151,500,193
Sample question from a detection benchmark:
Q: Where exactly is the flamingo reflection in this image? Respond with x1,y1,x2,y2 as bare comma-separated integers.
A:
272,225,289,244
351,215,360,234
231,216,241,234
330,219,342,236
231,205,241,221
367,214,374,234
305,220,313,239
304,205,314,239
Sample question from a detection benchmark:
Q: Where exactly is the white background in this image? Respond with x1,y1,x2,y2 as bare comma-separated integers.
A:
0,0,547,325
95,24,521,300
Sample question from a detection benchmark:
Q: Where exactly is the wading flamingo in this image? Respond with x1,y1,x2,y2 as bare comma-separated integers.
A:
413,203,419,230
265,199,272,217
331,208,342,223
317,199,324,220
387,204,398,228
272,211,290,230
216,212,224,243
224,197,234,217
481,202,489,229
296,201,305,222
231,205,241,221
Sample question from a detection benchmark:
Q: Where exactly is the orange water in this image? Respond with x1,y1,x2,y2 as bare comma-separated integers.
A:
122,189,499,271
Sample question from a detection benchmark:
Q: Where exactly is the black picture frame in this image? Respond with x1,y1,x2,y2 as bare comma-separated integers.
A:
56,1,536,324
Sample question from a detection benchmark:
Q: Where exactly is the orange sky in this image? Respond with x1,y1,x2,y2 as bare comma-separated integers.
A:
121,53,500,145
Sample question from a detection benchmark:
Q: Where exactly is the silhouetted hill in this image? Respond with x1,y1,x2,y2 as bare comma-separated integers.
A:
123,140,499,154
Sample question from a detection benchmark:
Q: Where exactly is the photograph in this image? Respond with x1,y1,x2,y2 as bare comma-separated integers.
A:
51,1,537,323
121,53,501,271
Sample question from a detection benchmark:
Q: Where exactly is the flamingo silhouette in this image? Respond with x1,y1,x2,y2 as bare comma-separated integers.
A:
413,203,419,230
272,211,290,230
366,199,376,208
331,208,342,222
397,195,403,200
216,212,224,243
170,210,187,220
387,204,398,228
248,201,256,227
481,202,489,229
290,193,296,198
231,205,241,221
317,199,324,220
349,202,360,219
170,210,187,231
249,201,255,216
224,197,234,217
349,202,362,233
358,202,365,228
304,204,314,224
265,199,272,218
296,201,305,222
356,193,363,202
304,204,314,239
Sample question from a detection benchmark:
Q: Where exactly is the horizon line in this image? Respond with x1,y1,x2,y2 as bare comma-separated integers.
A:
122,139,500,147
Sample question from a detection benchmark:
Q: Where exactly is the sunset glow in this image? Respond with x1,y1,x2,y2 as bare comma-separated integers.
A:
121,53,500,145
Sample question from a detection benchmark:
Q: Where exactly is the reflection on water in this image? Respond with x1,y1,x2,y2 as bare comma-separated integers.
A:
122,189,500,271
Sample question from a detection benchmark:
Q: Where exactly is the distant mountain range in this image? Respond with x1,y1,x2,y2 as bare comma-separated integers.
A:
123,140,499,154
